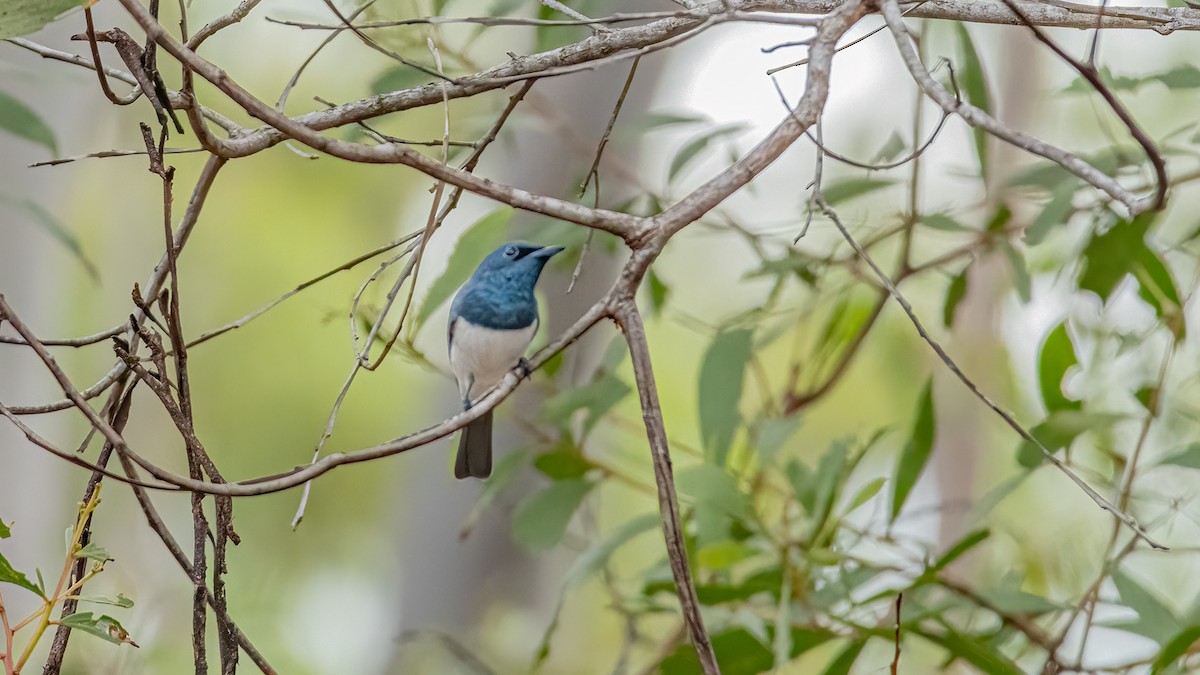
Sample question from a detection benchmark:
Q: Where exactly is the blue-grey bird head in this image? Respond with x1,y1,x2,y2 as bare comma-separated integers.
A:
450,242,563,330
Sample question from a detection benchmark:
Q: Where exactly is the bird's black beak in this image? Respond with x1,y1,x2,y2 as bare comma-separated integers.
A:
531,245,564,259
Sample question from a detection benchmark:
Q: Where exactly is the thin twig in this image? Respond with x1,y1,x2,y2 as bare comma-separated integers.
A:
813,194,1166,550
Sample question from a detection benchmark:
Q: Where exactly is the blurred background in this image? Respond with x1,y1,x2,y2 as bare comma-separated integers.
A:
2,0,1200,673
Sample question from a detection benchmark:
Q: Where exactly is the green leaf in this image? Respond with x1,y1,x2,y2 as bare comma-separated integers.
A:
76,593,134,608
1160,444,1200,469
458,449,529,538
943,266,969,328
59,612,138,647
370,65,433,95
541,373,630,434
697,329,753,465
844,477,885,514
533,446,593,480
751,415,803,465
1037,321,1081,413
511,479,593,552
1079,211,1157,302
634,111,707,133
417,207,513,330
1156,64,1200,89
1016,411,1122,468
931,529,990,572
0,89,57,153
2,195,99,281
662,628,773,675
1133,246,1186,341
1108,569,1183,644
821,640,866,675
1152,625,1200,674
677,464,751,522
74,542,112,562
646,267,670,317
873,130,907,163
821,177,894,206
956,23,993,180
1002,243,1031,303
1024,183,1076,245
921,213,972,232
696,540,755,571
668,123,746,183
0,518,9,539
0,551,42,597
0,0,85,40
566,513,659,586
916,628,1023,675
890,379,936,522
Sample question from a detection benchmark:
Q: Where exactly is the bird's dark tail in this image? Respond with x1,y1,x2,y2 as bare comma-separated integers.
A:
455,410,493,479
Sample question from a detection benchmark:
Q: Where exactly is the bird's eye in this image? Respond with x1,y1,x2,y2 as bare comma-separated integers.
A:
504,246,518,258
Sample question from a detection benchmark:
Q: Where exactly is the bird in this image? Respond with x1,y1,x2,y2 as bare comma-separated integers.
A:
448,241,563,479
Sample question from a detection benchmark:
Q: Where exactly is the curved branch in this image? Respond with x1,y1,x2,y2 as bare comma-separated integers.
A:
615,300,719,674
880,0,1155,215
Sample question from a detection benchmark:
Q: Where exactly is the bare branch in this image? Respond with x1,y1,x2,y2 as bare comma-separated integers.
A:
615,301,719,674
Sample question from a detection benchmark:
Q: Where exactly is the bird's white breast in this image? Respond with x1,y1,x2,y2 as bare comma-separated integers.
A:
449,318,537,401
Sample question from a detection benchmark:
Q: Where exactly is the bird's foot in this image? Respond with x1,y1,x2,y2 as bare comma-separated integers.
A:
516,357,533,379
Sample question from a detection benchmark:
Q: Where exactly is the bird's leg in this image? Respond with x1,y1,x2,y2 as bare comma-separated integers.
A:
516,357,533,379
462,375,475,410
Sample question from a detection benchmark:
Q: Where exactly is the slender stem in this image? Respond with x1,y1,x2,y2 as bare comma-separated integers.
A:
616,301,719,675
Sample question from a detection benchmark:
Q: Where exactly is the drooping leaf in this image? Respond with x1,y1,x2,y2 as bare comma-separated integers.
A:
416,207,513,330
541,373,630,434
955,23,993,180
2,195,99,281
0,518,9,539
872,130,907,163
1159,444,1200,470
1024,183,1076,245
915,627,1023,675
0,0,85,40
1002,243,1031,303
1037,321,1081,413
566,513,659,586
821,639,866,675
677,464,751,523
0,89,57,153
1152,625,1200,674
890,379,936,522
697,328,753,465
1107,569,1183,644
511,479,593,552
59,612,139,647
1133,246,1186,341
662,628,773,675
668,123,746,183
751,415,803,465
931,529,990,573
1079,211,1157,302
458,449,529,539
646,267,671,317
943,266,969,328
821,177,894,206
0,551,42,596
